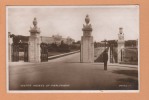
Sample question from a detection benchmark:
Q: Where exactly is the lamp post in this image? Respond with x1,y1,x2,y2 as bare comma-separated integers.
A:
103,39,107,49
103,39,108,70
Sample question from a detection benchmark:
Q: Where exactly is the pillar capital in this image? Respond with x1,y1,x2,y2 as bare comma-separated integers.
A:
82,15,92,36
29,17,40,36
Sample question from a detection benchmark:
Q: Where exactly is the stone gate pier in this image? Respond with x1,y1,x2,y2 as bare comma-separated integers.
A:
80,15,94,63
117,27,125,63
28,18,41,62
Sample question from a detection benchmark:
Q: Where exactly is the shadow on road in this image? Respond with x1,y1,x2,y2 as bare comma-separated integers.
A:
65,62,80,63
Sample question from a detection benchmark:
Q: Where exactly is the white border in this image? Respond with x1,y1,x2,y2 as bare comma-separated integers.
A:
6,5,140,93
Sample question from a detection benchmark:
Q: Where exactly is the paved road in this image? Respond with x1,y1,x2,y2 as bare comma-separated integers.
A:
9,53,138,90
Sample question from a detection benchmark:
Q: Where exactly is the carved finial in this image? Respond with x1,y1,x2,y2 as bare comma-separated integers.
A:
85,14,90,25
119,27,123,34
33,17,37,27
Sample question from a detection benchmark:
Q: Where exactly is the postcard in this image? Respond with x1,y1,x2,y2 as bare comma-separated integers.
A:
7,5,139,93
0,0,149,100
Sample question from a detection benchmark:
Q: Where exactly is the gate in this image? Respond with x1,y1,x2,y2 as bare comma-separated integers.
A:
24,43,28,62
12,43,19,62
12,43,28,62
40,43,48,62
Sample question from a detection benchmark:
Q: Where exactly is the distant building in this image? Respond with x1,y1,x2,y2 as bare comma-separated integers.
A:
11,34,75,45
41,35,75,45
41,36,54,44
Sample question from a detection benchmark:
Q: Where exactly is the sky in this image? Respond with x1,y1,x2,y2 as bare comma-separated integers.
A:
7,6,139,42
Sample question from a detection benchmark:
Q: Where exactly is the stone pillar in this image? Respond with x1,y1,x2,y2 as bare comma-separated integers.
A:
117,27,125,63
107,47,110,63
28,18,41,63
81,15,94,63
8,32,13,62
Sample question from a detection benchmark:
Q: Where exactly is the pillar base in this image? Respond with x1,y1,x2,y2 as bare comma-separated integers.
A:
28,35,41,63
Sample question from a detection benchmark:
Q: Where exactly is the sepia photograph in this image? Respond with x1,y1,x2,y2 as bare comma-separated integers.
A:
7,5,139,92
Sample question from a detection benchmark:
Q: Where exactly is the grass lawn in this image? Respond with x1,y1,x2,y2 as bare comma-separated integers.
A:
48,50,79,57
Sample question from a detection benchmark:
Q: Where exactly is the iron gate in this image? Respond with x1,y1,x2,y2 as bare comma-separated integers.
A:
12,43,28,62
12,43,19,62
24,43,28,62
40,43,48,62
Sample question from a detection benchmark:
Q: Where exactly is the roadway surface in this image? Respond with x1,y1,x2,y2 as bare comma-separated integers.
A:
9,53,138,90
